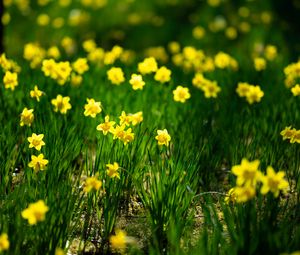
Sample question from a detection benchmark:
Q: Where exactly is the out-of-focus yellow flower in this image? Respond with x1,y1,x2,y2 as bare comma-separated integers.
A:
168,41,180,54
291,84,300,96
52,17,65,29
232,158,261,187
107,67,125,85
122,128,135,145
97,115,115,135
202,81,221,98
236,82,250,97
55,247,65,255
173,86,191,103
47,46,60,59
106,162,120,179
21,200,49,225
37,14,50,26
84,175,102,193
0,233,9,252
264,45,277,61
3,71,18,90
51,95,72,114
207,0,220,7
154,66,171,83
130,111,143,126
254,57,266,71
290,130,300,144
245,85,264,104
84,98,102,118
280,126,296,141
72,58,89,74
234,185,256,203
83,39,97,53
71,74,83,87
30,85,44,102
224,188,236,204
193,26,205,40
28,133,45,151
155,129,171,146
260,166,289,197
225,27,237,40
111,125,126,140
28,154,49,172
119,111,132,126
2,12,11,25
20,108,34,127
138,57,158,75
110,229,127,252
129,74,145,90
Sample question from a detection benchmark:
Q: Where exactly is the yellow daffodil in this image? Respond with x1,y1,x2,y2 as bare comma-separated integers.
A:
21,200,49,225
20,107,34,127
28,153,49,172
84,98,102,118
260,166,289,197
155,129,171,146
27,133,45,151
51,95,72,114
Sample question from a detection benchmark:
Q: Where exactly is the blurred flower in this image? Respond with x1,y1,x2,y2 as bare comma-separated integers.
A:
202,81,221,98
264,45,277,61
3,71,18,90
234,185,256,203
260,166,289,197
30,85,44,101
280,126,297,141
84,175,102,193
245,85,264,104
37,14,50,26
110,229,135,252
28,133,45,151
129,74,145,90
72,58,89,74
154,66,171,83
51,95,72,114
155,129,171,146
232,159,261,187
173,85,191,103
291,84,300,96
20,108,34,127
0,233,9,252
254,57,266,71
107,67,125,85
97,115,115,135
28,154,49,172
193,26,205,40
84,98,102,118
21,200,49,225
106,162,120,179
138,57,158,75
130,111,143,126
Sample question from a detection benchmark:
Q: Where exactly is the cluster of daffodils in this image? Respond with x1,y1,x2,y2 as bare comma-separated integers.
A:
83,41,135,66
0,53,21,72
170,44,215,73
42,59,72,85
96,111,143,145
83,162,121,193
214,52,239,70
42,57,89,86
192,73,221,98
252,45,277,72
236,82,264,104
284,60,300,88
225,159,289,203
27,133,48,172
280,126,300,143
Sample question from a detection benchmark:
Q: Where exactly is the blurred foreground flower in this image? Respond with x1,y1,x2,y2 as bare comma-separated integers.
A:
21,200,49,225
